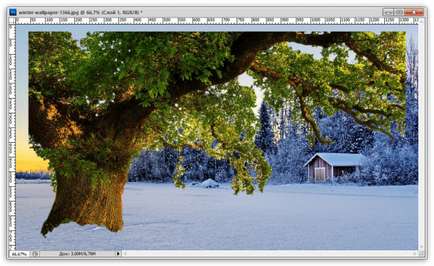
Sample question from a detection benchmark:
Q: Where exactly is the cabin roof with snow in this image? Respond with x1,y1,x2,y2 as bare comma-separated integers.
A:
303,153,365,167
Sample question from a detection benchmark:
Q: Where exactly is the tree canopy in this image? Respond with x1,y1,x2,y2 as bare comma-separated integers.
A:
29,31,406,235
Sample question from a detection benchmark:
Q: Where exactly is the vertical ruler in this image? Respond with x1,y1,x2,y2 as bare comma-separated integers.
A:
8,16,16,252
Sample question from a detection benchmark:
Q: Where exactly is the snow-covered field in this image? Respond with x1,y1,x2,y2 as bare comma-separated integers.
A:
16,180,418,251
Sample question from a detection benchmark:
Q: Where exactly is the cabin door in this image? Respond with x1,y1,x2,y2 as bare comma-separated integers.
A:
315,168,325,181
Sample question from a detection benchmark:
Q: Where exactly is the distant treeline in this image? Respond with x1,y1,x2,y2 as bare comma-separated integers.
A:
16,171,50,180
127,146,236,183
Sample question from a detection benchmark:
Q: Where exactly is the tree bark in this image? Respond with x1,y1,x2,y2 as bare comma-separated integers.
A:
41,161,128,236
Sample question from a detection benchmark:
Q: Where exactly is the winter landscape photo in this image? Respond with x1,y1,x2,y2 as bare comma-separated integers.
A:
18,30,419,252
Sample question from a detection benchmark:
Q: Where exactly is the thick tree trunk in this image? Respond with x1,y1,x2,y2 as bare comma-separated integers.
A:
29,93,144,236
41,161,128,236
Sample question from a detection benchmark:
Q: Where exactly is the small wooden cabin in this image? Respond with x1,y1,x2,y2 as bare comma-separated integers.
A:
304,153,365,181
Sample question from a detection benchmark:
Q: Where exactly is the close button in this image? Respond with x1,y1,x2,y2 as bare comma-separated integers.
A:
405,9,424,16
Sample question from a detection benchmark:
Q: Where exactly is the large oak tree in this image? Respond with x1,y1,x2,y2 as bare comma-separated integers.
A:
29,31,405,236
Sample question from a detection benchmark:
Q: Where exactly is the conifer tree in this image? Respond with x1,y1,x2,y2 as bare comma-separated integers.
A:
255,100,277,155
405,38,419,147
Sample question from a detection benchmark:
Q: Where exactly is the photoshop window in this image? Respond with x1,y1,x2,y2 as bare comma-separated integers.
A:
4,1,429,263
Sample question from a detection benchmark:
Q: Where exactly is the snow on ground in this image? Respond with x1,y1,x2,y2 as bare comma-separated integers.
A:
16,181,418,251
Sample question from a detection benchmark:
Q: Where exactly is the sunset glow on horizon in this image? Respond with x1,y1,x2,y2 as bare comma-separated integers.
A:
17,143,49,172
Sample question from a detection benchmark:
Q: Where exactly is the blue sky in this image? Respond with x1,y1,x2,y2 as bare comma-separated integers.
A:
17,23,418,170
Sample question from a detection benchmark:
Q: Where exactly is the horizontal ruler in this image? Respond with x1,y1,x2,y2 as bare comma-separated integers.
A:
11,17,421,25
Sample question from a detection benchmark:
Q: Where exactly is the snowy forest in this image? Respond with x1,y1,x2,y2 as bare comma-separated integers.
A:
125,40,419,187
